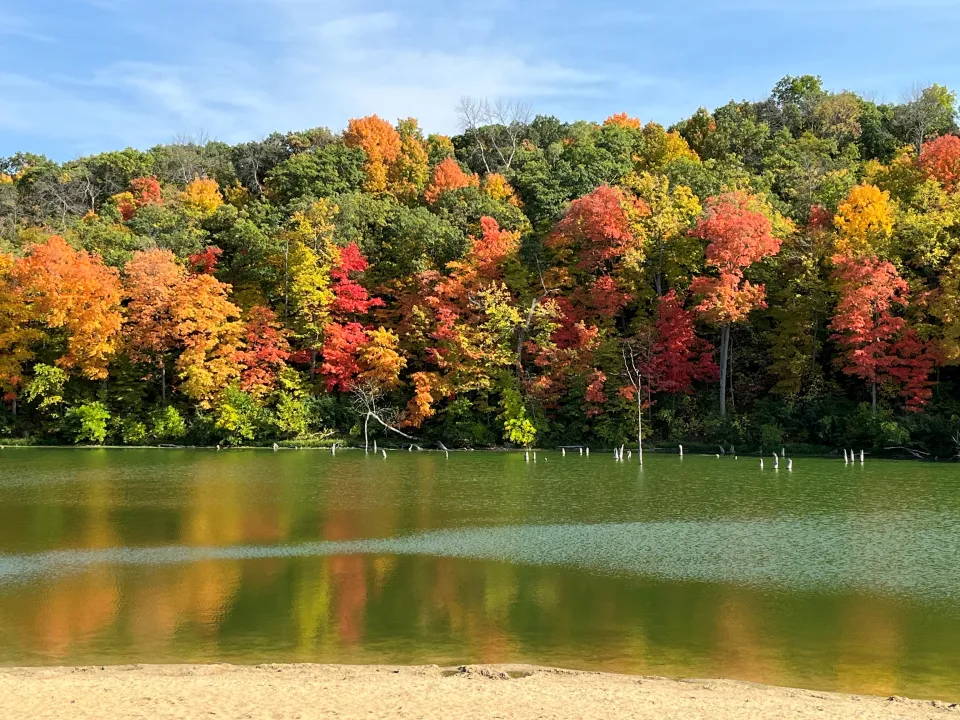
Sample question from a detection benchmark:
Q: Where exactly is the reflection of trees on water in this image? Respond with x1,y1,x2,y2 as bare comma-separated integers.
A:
0,452,958,701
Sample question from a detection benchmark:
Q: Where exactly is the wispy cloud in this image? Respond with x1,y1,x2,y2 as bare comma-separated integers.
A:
0,8,53,43
5,0,960,158
0,2,608,157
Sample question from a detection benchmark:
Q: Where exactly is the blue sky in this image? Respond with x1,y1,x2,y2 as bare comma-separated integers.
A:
3,0,960,160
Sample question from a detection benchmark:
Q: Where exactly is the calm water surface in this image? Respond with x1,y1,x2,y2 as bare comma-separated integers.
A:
0,448,958,700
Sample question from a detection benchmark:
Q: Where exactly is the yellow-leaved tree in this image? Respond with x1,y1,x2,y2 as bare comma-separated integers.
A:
834,184,895,257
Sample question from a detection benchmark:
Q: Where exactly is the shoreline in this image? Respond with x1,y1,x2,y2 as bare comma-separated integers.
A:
0,663,955,719
1,443,945,461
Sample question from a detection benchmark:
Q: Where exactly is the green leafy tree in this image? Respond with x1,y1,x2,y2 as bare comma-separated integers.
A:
66,402,111,444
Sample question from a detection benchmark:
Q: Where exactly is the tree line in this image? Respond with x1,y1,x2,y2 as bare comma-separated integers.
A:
1,75,958,456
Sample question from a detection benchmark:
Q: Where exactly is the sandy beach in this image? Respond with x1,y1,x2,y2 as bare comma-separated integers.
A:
0,663,955,719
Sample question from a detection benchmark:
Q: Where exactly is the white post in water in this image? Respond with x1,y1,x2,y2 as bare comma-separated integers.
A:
586,447,590,456
373,439,377,453
781,447,785,458
525,451,529,463
562,448,566,457
679,444,683,458
533,452,537,463
773,454,779,469
843,449,848,463
579,447,583,456
382,449,387,459
760,458,764,469
860,449,864,463
787,458,793,471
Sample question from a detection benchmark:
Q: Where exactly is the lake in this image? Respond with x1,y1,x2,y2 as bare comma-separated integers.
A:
0,448,958,700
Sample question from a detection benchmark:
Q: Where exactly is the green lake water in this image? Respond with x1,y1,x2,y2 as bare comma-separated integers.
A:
0,448,958,700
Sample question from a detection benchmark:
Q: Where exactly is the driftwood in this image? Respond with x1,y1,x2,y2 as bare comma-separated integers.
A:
884,446,930,459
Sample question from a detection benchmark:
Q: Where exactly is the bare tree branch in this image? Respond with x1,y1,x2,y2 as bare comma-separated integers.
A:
352,381,415,450
456,96,532,172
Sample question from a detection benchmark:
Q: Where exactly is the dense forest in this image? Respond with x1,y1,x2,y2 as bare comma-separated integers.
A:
1,76,959,456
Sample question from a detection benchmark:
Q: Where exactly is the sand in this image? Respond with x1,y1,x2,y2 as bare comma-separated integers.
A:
0,663,956,720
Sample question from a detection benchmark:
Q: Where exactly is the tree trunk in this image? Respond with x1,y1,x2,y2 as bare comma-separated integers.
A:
283,239,290,320
364,413,370,452
728,339,735,415
637,392,643,465
719,324,731,418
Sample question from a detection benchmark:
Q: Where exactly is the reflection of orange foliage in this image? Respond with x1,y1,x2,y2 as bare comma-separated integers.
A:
185,473,246,546
324,515,368,645
127,577,181,646
712,592,774,685
330,556,367,644
835,598,901,696
28,570,119,659
179,561,242,630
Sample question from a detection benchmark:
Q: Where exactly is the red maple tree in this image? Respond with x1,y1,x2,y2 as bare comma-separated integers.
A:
547,185,640,273
918,134,960,192
645,290,718,394
188,246,222,275
829,254,936,411
320,243,385,391
689,191,781,416
235,306,291,398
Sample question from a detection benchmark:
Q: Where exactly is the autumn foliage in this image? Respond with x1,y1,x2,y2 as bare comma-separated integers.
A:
604,112,641,129
344,115,402,194
424,157,479,203
918,134,960,191
548,185,641,273
691,192,781,323
645,290,718,394
235,306,291,398
180,176,224,218
829,255,935,410
14,236,123,379
114,176,162,220
1,86,957,448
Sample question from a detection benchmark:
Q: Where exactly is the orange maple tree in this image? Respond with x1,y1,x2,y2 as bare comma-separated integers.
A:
343,115,402,194
0,253,41,401
603,112,642,129
124,249,186,399
424,157,479,203
13,236,123,380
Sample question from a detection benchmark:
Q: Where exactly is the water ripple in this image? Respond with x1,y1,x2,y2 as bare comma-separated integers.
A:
1,517,958,601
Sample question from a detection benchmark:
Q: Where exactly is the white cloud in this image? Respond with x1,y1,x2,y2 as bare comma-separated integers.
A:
0,3,610,157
